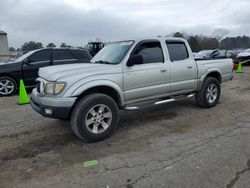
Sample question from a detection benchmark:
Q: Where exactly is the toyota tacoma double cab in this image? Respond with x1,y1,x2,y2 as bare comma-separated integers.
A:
31,37,233,142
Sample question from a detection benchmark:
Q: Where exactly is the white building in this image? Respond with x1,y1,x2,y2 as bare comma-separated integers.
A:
0,30,9,62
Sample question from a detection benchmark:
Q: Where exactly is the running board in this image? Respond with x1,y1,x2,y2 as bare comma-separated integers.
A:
123,94,194,110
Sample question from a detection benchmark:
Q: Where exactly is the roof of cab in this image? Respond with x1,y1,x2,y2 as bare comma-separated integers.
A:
113,36,187,43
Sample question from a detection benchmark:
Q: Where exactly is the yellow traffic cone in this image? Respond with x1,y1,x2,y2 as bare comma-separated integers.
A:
18,79,30,105
236,62,243,73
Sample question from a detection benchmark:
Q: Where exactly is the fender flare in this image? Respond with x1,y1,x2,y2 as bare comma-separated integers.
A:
67,79,125,106
198,68,222,90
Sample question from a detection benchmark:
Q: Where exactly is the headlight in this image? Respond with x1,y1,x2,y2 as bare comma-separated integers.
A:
44,82,66,94
44,83,54,94
54,83,66,94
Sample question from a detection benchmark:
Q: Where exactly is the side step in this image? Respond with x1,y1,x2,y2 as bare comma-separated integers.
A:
123,94,194,110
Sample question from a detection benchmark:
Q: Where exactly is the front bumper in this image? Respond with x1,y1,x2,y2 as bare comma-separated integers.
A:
30,89,77,120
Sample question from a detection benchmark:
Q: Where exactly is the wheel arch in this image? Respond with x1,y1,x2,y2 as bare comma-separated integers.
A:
0,74,19,85
205,71,222,83
76,85,122,107
198,69,222,90
68,80,125,108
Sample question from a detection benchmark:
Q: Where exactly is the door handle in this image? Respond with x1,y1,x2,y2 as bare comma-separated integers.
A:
187,65,193,69
160,68,167,72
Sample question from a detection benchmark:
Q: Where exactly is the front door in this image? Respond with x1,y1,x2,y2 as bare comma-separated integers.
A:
22,49,51,86
123,40,170,103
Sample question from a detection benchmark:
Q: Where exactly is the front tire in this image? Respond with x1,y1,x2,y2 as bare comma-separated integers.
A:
0,76,17,96
71,93,119,142
195,77,221,108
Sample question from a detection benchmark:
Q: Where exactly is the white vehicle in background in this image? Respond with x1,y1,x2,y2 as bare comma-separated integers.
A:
236,48,250,64
195,49,227,59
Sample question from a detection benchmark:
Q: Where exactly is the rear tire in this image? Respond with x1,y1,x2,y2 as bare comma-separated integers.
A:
0,76,17,96
71,93,119,142
195,77,221,108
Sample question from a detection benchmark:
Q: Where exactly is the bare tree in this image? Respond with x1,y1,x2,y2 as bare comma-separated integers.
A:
212,28,230,42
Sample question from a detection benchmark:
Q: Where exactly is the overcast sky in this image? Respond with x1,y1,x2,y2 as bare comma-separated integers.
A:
0,0,250,48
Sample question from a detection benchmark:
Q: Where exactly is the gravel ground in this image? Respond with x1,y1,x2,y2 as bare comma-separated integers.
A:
0,67,250,188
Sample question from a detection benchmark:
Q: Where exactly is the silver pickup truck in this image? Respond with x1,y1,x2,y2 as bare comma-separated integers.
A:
31,37,233,142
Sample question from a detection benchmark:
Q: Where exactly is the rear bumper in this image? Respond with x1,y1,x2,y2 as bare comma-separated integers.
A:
30,89,76,120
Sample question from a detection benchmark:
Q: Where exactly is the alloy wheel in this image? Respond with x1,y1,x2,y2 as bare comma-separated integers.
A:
0,79,15,95
206,84,218,104
85,104,112,134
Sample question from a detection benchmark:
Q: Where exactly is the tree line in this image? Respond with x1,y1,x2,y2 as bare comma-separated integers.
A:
9,29,250,52
172,30,250,52
9,42,76,52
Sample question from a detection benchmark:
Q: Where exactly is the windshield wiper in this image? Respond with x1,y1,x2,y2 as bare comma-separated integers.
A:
94,60,113,64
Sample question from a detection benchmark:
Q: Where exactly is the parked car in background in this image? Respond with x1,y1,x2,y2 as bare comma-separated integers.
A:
227,50,233,58
0,48,92,96
229,48,245,60
195,49,227,59
31,37,233,142
236,48,250,64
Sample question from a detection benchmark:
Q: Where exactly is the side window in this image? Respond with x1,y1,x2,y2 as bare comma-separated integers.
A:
71,50,91,59
29,50,50,63
166,42,189,62
133,42,164,64
211,50,219,58
53,50,74,61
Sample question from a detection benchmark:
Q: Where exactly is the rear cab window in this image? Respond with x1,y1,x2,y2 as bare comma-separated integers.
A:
166,41,189,62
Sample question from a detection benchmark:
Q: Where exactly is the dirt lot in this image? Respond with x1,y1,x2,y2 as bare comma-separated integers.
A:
0,67,250,188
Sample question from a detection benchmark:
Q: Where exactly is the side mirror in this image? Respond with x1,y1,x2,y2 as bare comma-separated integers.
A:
24,58,31,65
127,54,143,67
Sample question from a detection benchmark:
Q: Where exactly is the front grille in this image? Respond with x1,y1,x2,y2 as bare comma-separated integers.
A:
36,78,47,95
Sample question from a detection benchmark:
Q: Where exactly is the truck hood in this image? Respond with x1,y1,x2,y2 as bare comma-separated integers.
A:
39,63,121,81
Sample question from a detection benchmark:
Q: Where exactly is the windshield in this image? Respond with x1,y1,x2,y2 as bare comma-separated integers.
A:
195,50,213,58
14,49,39,63
90,41,134,64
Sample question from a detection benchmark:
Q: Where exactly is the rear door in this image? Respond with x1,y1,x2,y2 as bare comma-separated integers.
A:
52,49,77,65
166,41,197,93
123,40,170,102
22,49,51,86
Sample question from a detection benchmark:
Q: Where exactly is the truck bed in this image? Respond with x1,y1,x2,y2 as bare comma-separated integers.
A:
196,58,233,82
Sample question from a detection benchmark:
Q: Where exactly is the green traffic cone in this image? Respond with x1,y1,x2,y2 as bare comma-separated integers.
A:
236,62,243,73
18,79,30,105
